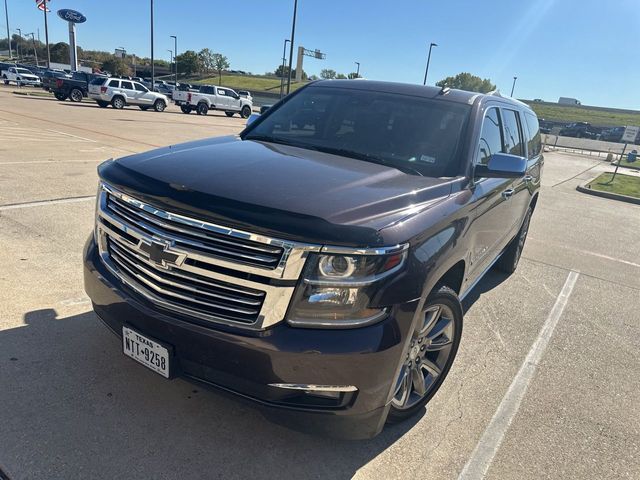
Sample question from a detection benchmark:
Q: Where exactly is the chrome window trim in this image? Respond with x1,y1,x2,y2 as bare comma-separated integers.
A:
101,182,321,280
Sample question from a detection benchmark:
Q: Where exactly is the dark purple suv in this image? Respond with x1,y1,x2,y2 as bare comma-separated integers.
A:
84,80,542,439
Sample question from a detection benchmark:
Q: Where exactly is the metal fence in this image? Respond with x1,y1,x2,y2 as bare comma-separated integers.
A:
542,134,637,159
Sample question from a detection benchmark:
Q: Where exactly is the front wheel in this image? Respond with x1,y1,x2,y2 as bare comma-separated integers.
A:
240,105,252,119
69,88,83,103
387,285,463,423
153,99,166,112
180,105,192,114
496,207,532,274
54,92,67,101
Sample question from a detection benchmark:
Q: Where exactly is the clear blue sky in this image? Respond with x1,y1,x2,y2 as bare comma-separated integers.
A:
4,0,639,109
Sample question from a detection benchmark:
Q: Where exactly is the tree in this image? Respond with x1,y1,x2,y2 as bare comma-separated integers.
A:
101,58,131,76
347,72,361,79
435,72,495,93
336,73,347,79
176,50,201,75
320,68,337,79
198,48,215,73
212,53,230,85
273,64,306,80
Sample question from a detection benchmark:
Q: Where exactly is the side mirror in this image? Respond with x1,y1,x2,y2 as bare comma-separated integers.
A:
246,113,260,127
475,152,527,179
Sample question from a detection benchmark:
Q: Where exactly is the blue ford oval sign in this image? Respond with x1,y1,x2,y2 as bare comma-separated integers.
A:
57,9,87,24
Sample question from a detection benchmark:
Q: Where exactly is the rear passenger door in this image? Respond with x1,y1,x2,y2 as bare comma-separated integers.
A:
119,81,136,104
500,108,530,223
216,88,229,109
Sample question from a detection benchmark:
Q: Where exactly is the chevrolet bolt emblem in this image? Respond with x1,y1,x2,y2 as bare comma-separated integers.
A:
137,238,186,269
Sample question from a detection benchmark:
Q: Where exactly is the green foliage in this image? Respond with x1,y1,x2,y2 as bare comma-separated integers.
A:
336,73,347,79
320,69,337,79
526,102,640,127
101,57,131,76
587,173,640,199
273,64,307,80
176,50,201,75
436,72,496,93
198,48,215,73
212,53,230,85
348,72,361,79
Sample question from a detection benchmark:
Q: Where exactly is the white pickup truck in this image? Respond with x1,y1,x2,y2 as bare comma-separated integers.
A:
1,66,41,86
173,85,253,118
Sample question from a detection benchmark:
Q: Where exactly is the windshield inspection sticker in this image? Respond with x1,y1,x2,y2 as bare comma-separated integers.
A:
420,154,436,164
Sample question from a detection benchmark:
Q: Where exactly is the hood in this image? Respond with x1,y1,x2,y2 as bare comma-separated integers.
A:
99,136,453,246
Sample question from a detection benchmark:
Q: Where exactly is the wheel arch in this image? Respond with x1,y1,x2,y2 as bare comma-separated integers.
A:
529,192,539,212
433,260,466,296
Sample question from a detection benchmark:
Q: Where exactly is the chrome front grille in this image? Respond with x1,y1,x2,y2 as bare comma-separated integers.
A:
96,183,321,329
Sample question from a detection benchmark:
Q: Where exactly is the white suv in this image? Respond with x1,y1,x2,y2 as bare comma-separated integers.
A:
88,77,169,112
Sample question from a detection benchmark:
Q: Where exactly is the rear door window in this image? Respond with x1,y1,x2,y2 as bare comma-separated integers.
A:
524,112,542,158
120,81,133,90
501,109,524,156
476,107,504,166
217,88,226,96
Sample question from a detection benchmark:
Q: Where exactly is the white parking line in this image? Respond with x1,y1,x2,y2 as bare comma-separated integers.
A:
458,270,580,480
0,196,94,211
46,129,98,143
529,237,640,269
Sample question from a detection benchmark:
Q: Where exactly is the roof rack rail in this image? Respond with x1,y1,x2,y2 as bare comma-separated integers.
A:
487,89,502,97
439,86,451,95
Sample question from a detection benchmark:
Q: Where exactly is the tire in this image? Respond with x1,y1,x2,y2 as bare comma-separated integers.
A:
196,102,208,115
496,206,532,274
225,111,235,117
153,99,166,112
111,96,125,109
2,76,8,85
240,105,251,119
139,106,149,111
387,285,463,423
97,101,109,108
69,88,83,103
180,105,192,114
54,92,67,101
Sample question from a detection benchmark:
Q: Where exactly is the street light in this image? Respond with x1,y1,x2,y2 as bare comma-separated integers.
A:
150,0,155,89
286,0,298,94
355,61,360,78
423,42,437,86
170,35,177,87
26,32,38,66
510,76,518,97
280,38,290,98
3,0,11,59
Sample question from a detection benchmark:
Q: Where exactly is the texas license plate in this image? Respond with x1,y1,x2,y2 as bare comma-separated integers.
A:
122,326,170,378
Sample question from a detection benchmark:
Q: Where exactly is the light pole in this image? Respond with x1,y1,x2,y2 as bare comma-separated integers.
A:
423,42,437,85
42,0,50,68
279,38,290,98
355,61,360,78
150,0,155,89
286,0,298,94
26,32,38,66
167,49,173,75
15,28,21,61
510,76,518,97
3,0,11,59
170,35,177,86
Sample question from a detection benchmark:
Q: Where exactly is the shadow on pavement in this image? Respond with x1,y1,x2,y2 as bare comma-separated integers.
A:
0,308,421,479
461,268,511,312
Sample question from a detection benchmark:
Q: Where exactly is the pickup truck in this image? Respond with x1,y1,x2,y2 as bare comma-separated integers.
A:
173,84,253,118
559,122,598,139
1,66,41,86
41,70,71,92
51,71,106,102
84,80,542,439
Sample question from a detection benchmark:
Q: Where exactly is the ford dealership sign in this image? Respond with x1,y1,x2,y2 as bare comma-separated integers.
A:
57,9,86,23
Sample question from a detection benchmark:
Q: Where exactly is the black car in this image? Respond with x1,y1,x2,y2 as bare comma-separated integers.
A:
600,126,626,143
559,122,598,139
51,71,105,102
84,80,542,439
41,69,69,92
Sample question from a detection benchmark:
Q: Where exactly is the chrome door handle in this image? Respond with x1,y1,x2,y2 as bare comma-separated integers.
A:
502,188,515,199
524,175,533,183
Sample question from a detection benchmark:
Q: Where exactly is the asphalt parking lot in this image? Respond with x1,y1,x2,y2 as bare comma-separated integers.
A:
1,85,639,480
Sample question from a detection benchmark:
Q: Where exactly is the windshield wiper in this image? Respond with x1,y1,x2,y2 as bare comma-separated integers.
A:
244,134,304,148
305,146,425,176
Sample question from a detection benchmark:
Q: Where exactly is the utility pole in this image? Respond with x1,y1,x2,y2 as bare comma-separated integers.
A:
286,0,298,94
27,33,38,66
43,1,50,68
150,0,155,89
3,0,11,59
279,38,290,98
355,61,360,78
423,42,437,85
16,28,21,61
510,76,518,97
170,35,177,86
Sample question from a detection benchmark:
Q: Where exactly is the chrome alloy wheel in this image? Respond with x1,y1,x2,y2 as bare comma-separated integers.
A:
391,304,456,410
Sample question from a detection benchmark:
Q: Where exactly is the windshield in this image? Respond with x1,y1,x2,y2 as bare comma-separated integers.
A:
16,68,32,74
244,86,470,177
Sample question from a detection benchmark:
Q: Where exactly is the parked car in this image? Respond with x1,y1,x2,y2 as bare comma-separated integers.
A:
538,119,553,134
84,80,542,439
173,85,253,117
88,77,169,111
155,82,175,98
238,90,253,102
51,71,106,102
599,126,626,143
559,122,597,139
1,66,41,86
41,70,70,92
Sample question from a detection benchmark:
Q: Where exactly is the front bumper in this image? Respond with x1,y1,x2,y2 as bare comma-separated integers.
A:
16,79,41,86
83,236,416,439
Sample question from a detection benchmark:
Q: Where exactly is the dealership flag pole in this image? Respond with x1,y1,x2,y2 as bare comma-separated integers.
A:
4,0,11,59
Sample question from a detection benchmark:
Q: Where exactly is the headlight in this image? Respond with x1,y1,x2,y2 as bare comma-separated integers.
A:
287,245,408,328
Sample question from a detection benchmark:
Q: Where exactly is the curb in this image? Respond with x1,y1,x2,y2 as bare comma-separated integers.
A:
576,182,640,206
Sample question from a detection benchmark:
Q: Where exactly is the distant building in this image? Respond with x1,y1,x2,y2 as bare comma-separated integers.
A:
558,97,581,106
